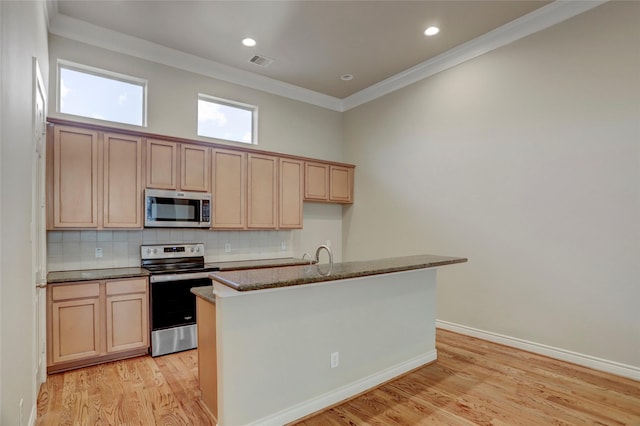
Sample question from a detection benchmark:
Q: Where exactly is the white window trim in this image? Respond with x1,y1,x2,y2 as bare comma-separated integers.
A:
197,93,258,145
57,59,148,127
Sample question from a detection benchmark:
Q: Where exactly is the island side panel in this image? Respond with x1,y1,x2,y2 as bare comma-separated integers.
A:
196,296,217,422
214,268,437,426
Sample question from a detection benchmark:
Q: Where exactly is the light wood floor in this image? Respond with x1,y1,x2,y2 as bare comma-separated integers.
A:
37,329,640,425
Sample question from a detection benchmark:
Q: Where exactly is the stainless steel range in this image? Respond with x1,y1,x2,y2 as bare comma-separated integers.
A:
141,243,219,357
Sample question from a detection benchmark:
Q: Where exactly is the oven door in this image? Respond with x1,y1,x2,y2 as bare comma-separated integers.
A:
149,276,210,356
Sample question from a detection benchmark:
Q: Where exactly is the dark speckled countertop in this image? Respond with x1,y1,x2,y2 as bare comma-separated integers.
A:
206,257,312,271
209,254,467,292
47,267,150,284
47,258,312,284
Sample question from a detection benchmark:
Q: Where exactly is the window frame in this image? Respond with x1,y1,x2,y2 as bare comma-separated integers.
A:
197,93,258,145
57,60,148,127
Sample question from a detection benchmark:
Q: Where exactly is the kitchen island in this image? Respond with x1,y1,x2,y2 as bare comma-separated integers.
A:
193,254,467,426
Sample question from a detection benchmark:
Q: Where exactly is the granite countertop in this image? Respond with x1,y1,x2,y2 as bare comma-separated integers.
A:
47,267,150,284
191,286,216,304
210,254,467,292
47,258,310,284
206,257,313,271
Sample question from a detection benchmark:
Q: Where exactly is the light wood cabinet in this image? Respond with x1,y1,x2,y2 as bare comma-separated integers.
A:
304,161,354,204
279,158,304,229
47,277,149,373
146,139,210,192
48,125,143,229
329,165,354,203
146,139,178,189
51,126,99,227
181,144,210,192
103,133,143,228
49,283,101,364
248,154,278,229
212,148,247,229
105,278,149,353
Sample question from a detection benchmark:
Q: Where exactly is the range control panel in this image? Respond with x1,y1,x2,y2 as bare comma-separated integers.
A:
140,243,205,260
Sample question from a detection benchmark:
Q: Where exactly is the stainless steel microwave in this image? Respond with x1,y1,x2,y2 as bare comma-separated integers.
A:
144,189,212,228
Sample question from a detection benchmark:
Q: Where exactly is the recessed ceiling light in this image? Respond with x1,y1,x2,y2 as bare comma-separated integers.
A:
424,26,440,36
242,38,257,47
340,74,354,81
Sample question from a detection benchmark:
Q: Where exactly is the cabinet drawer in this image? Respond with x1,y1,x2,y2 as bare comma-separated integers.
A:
51,283,100,301
106,278,148,295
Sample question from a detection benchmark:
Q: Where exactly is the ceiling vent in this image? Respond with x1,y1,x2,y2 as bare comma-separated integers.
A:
249,55,274,68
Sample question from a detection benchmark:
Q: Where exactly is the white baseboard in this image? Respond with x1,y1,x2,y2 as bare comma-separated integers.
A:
436,320,640,381
246,350,438,426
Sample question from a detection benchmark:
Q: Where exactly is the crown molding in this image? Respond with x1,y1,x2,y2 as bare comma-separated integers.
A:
47,0,606,113
48,12,344,112
342,0,607,111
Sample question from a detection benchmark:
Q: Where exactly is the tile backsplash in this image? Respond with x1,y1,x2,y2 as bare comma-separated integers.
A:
47,229,295,271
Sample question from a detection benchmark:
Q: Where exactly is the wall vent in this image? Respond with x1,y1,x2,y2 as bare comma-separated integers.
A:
249,55,274,68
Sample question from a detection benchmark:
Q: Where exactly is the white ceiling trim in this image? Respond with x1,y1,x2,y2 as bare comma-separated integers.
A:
342,0,608,111
47,1,606,113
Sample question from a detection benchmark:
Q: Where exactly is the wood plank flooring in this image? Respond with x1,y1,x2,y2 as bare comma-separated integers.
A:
37,329,640,425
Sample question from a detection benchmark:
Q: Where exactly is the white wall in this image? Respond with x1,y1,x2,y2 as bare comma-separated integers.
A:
0,1,49,424
343,2,640,369
48,35,344,162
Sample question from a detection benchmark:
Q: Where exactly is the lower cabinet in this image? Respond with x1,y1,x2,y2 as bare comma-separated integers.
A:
47,277,149,373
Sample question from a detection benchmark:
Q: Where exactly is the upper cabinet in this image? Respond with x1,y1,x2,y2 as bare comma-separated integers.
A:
212,148,247,229
213,152,304,230
51,126,99,228
304,161,354,204
181,144,210,192
247,154,278,229
146,139,210,192
47,119,354,231
279,158,304,229
48,125,142,229
103,133,143,228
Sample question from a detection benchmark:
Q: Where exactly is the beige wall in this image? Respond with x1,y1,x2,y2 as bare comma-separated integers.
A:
48,35,344,162
47,35,346,261
343,1,640,368
1,1,49,424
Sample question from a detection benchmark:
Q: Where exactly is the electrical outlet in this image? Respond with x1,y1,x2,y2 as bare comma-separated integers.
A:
281,241,287,250
326,240,332,247
95,247,103,258
225,243,231,253
330,351,339,368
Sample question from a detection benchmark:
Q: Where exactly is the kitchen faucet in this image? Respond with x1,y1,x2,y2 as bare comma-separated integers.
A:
314,244,333,267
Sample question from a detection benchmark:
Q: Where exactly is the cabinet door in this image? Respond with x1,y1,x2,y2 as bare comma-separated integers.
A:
279,158,303,229
52,126,99,227
212,149,246,229
248,154,278,229
103,133,143,228
49,283,101,364
330,165,353,203
304,162,329,201
105,278,149,353
181,144,210,192
146,139,178,189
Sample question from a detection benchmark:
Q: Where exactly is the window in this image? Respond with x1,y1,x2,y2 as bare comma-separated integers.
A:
58,61,146,126
197,94,257,144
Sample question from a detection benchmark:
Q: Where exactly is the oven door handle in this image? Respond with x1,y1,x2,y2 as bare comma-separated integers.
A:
150,271,218,283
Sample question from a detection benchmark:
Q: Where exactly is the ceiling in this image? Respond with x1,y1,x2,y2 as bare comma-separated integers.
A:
52,0,552,100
